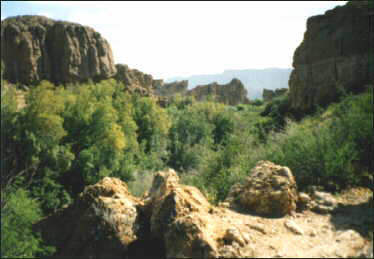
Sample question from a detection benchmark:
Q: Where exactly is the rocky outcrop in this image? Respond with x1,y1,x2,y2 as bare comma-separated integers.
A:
113,65,188,98
225,161,298,217
35,166,372,258
114,64,155,96
263,88,288,102
187,78,250,105
1,15,116,85
34,177,144,258
144,169,254,258
289,1,373,112
154,80,188,97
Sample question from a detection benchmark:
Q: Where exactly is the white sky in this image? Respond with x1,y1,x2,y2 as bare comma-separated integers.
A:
2,1,347,79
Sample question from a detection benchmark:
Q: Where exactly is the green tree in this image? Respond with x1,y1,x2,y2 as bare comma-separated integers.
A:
1,188,55,258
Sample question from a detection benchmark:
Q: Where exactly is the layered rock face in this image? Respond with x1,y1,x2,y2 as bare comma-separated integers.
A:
154,80,188,97
114,64,155,96
289,1,373,112
187,78,250,105
263,88,288,102
114,64,188,99
1,15,116,85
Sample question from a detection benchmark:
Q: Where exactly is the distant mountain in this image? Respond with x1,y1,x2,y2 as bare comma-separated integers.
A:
166,68,292,100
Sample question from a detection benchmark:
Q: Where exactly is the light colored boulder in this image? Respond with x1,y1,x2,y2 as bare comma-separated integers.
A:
147,169,254,258
34,177,143,258
226,161,298,217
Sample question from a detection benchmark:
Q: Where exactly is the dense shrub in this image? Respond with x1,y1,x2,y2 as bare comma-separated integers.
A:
182,88,373,202
258,88,373,192
1,79,171,212
260,94,291,131
0,188,55,258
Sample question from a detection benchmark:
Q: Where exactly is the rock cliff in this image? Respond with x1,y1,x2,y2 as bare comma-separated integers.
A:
114,64,155,96
114,64,188,99
1,15,116,85
187,78,250,105
289,1,373,112
154,80,188,97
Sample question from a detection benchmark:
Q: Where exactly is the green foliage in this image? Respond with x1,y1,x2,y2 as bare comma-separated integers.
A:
1,79,172,213
1,188,55,258
1,74,372,256
260,94,291,131
181,88,373,202
258,88,373,191
251,99,264,106
167,101,229,171
0,60,4,82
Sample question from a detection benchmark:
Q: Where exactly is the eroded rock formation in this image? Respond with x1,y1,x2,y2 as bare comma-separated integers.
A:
154,80,188,97
1,15,117,85
144,169,254,258
34,177,144,258
186,78,250,105
114,64,155,96
35,164,372,258
289,1,373,112
225,160,298,217
114,64,189,99
263,88,288,102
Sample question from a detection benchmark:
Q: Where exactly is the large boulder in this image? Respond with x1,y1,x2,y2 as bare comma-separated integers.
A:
289,1,373,113
34,177,143,259
225,161,298,217
145,169,254,258
186,78,250,105
1,15,116,85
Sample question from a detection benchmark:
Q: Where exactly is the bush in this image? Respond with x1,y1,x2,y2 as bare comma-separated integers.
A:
260,94,291,131
167,101,230,171
1,188,55,258
261,89,373,191
251,99,264,106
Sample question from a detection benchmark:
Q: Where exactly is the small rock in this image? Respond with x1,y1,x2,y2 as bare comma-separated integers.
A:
225,228,247,247
309,191,338,214
299,192,311,204
248,224,267,234
313,191,337,206
336,229,361,242
284,219,304,235
218,202,230,208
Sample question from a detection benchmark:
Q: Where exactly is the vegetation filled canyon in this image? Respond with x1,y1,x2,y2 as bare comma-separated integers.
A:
1,1,373,258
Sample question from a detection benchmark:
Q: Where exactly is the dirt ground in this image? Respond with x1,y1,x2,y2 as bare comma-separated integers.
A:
219,187,373,258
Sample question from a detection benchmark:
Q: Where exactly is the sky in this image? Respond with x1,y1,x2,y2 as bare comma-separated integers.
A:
1,1,347,79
